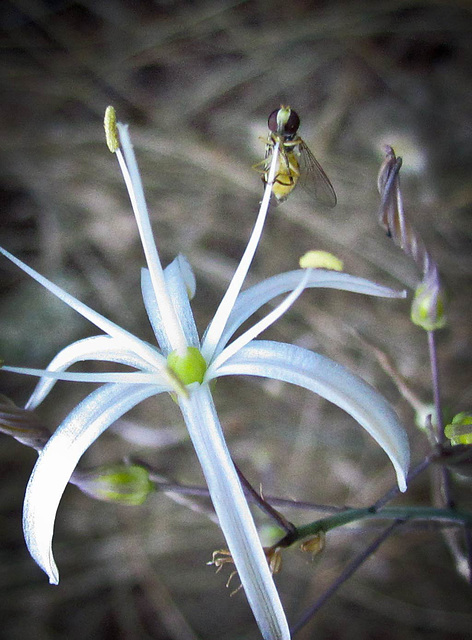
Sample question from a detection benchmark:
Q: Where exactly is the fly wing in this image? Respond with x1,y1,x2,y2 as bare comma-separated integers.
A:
298,141,337,208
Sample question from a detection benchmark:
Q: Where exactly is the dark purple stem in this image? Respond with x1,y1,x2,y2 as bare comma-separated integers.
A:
427,330,454,509
427,330,443,438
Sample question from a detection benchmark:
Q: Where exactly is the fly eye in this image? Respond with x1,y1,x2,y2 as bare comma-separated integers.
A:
267,108,300,135
267,109,279,133
283,109,300,135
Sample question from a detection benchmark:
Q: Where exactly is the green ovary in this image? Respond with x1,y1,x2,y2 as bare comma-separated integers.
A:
167,346,207,385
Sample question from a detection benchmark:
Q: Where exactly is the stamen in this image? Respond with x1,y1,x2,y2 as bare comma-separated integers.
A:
115,123,188,356
201,140,281,364
104,106,119,153
209,267,311,373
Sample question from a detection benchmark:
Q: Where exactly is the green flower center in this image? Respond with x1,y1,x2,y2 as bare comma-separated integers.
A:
167,347,207,385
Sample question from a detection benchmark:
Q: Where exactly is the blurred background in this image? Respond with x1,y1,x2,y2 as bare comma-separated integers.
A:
1,1,471,638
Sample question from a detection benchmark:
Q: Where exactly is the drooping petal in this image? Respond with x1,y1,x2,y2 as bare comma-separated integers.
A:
178,384,290,640
0,246,166,370
23,382,163,584
207,269,406,357
210,340,409,492
23,335,160,410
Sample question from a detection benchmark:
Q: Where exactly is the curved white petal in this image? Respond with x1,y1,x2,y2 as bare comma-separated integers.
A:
210,340,409,492
208,270,406,356
0,246,166,369
23,382,163,584
24,335,160,410
178,385,289,640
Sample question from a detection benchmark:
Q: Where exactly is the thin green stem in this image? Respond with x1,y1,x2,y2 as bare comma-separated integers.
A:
295,506,472,540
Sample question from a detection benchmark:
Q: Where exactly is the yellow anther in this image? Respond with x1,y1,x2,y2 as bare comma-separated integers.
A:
104,106,119,153
299,250,343,271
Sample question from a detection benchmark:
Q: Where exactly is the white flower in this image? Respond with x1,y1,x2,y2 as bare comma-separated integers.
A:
1,117,409,640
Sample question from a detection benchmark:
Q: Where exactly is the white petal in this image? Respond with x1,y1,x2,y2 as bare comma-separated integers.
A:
211,270,406,355
211,340,409,492
178,385,290,640
23,383,162,584
173,253,196,299
164,255,199,348
0,246,166,370
141,257,199,356
24,335,159,410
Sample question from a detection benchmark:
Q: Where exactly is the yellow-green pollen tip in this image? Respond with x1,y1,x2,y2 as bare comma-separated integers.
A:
299,250,343,272
411,284,446,331
167,347,207,386
445,412,472,446
104,106,119,153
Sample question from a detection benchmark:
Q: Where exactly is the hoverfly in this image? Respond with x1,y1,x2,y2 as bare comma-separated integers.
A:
255,105,337,207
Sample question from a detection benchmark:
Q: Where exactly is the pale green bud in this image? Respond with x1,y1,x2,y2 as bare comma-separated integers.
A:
444,412,472,446
73,464,153,505
411,282,446,331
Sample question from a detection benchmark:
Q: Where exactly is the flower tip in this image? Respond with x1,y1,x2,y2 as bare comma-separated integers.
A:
49,571,59,586
393,454,409,493
299,250,343,272
104,106,119,153
397,474,407,493
26,535,60,585
43,548,60,584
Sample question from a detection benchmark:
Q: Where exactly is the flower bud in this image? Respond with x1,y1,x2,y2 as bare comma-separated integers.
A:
71,463,153,505
0,395,50,451
444,412,472,446
411,279,446,331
